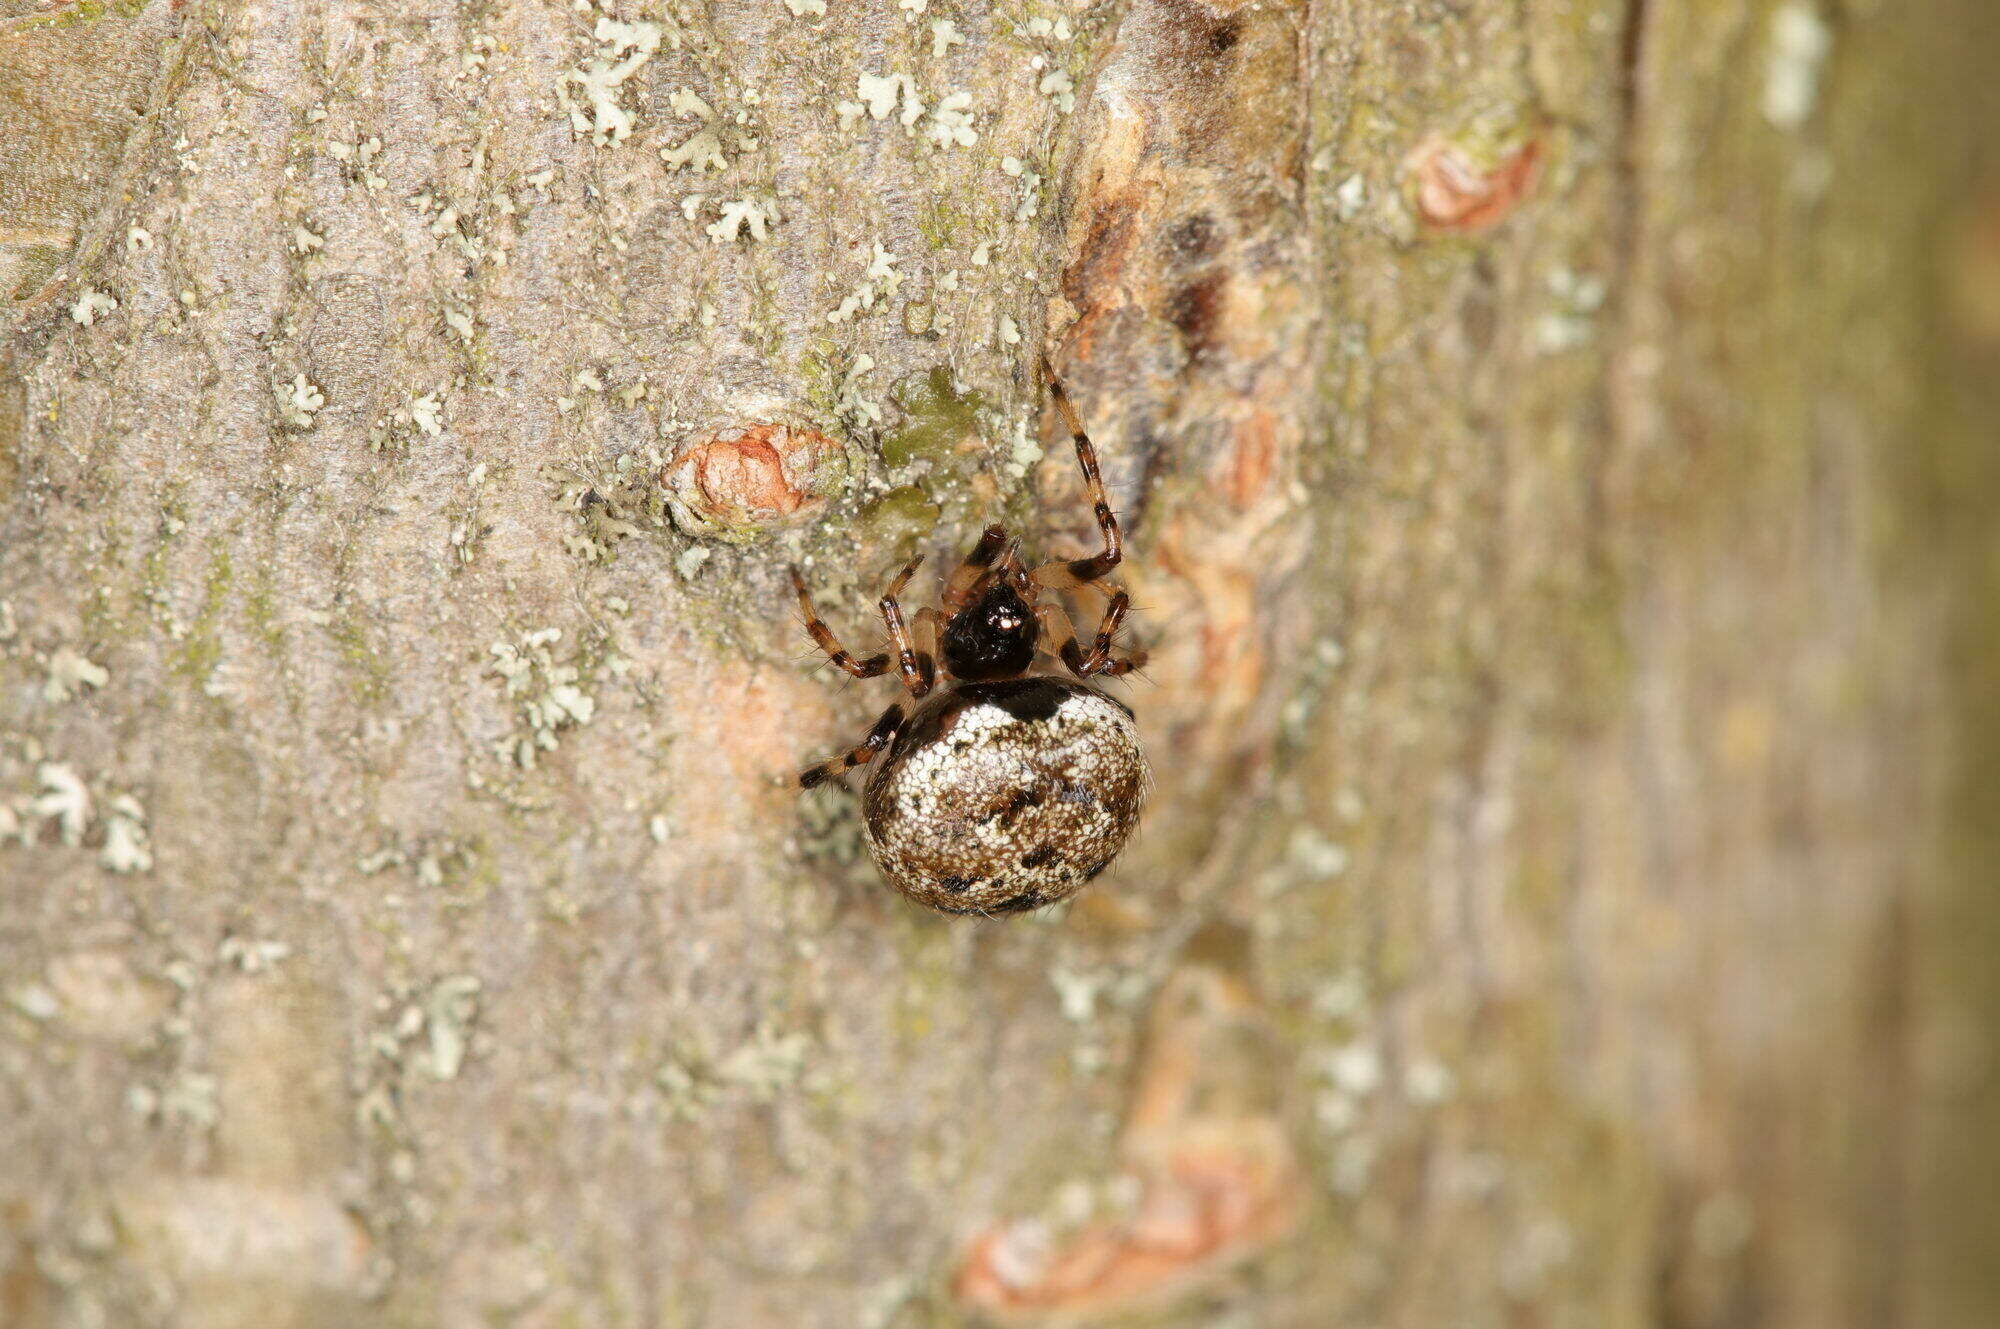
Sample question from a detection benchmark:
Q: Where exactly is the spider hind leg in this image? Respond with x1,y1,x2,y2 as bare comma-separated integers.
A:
799,703,905,789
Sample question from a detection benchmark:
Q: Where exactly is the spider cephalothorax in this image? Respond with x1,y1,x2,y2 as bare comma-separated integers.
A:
940,575,1037,681
791,363,1149,916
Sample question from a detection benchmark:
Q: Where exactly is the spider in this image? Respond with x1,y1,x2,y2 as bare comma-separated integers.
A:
790,362,1150,916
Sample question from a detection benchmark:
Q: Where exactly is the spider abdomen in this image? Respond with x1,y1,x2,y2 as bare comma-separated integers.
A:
861,678,1148,915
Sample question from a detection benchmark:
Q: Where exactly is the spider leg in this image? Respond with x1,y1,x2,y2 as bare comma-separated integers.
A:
799,702,905,789
911,607,943,684
943,524,1009,613
1033,602,1090,677
1093,645,1149,677
790,567,892,679
878,555,936,698
1036,592,1136,677
1080,589,1132,674
1030,361,1123,593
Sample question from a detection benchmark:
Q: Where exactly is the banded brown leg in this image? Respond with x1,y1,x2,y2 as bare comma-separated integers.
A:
1030,360,1123,593
943,524,1009,613
1035,594,1142,678
911,607,941,685
799,703,905,789
1034,601,1090,677
790,567,891,680
877,555,936,698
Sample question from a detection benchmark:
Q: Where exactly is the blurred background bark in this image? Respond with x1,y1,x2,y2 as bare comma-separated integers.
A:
2,0,1995,1326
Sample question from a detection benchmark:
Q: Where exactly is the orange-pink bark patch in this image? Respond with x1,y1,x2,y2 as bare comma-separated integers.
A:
1408,134,1543,233
953,968,1302,1321
663,421,834,525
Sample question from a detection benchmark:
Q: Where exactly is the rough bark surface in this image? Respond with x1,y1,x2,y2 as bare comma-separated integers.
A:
2,0,1993,1327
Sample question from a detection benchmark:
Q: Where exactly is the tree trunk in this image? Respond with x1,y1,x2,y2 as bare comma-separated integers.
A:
2,1,1994,1326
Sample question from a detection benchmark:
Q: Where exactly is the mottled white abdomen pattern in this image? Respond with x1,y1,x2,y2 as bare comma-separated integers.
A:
861,678,1148,914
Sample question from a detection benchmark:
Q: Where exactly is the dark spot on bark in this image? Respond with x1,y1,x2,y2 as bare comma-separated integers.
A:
989,889,1045,914
937,874,978,894
1128,418,1166,535
1062,197,1139,307
1167,272,1227,358
1462,253,1500,352
1020,845,1059,869
1167,212,1220,263
1154,0,1246,80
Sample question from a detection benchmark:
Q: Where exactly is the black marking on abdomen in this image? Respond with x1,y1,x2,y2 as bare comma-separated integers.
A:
953,677,1073,723
990,788,1046,826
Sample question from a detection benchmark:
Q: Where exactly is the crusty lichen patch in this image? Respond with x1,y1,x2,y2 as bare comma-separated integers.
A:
485,628,606,769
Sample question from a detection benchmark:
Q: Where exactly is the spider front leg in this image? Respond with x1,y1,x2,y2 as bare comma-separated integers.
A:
799,702,905,789
911,607,941,684
943,524,1009,613
1031,361,1124,594
791,567,892,680
1035,594,1146,678
1033,601,1089,675
1092,642,1149,677
879,555,937,698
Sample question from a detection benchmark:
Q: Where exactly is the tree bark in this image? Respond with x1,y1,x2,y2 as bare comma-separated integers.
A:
2,0,1994,1327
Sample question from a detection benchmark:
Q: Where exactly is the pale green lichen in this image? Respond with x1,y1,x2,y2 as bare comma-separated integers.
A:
562,17,665,147
654,1055,715,1122
1764,1,1832,129
705,198,779,244
1536,268,1607,354
424,975,482,1080
662,127,728,174
43,648,108,703
487,628,599,768
217,934,292,973
277,372,325,429
836,353,883,427
715,1022,811,1103
156,1071,220,1129
826,243,904,324
98,792,152,873
68,289,117,325
33,762,90,845
7,982,59,1021
796,788,866,870
366,388,449,449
